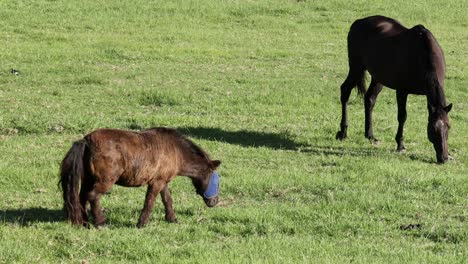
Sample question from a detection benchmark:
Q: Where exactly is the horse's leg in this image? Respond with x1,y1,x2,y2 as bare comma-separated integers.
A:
364,78,383,143
79,181,93,228
137,181,165,228
395,90,408,152
160,185,177,223
86,182,112,228
89,192,106,227
336,68,362,140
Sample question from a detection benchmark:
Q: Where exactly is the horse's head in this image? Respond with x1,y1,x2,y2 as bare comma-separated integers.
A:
191,160,221,207
427,103,452,163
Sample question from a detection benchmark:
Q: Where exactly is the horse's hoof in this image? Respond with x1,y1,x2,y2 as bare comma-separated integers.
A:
396,142,406,152
336,131,347,140
448,155,455,161
95,224,107,230
369,138,380,145
166,218,178,224
165,214,178,223
136,222,146,228
94,220,107,229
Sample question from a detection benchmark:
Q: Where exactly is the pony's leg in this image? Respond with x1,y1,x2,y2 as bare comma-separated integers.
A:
85,190,107,227
137,181,165,228
79,183,92,228
395,90,408,152
85,182,112,228
336,70,360,140
160,185,177,223
364,78,383,143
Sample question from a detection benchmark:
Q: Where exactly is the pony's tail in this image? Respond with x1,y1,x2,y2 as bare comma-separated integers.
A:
59,139,87,225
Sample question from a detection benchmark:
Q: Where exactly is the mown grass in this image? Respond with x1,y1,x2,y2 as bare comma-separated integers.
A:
0,0,467,263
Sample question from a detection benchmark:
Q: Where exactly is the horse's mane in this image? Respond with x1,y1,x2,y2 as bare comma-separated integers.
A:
182,136,211,161
425,72,447,108
416,25,447,108
148,127,211,161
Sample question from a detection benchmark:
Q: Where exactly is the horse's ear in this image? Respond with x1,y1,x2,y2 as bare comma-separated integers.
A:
444,103,452,113
211,160,221,169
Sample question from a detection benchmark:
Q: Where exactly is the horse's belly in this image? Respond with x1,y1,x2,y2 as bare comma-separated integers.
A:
367,70,425,95
367,69,408,88
116,167,156,187
115,176,149,187
362,42,428,94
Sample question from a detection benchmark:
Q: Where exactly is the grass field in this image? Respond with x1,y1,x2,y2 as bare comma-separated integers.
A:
0,0,467,262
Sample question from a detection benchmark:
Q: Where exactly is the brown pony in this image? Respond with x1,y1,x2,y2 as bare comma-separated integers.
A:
60,127,221,228
336,15,452,163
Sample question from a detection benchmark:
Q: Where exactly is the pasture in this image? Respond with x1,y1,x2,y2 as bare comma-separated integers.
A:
0,0,466,262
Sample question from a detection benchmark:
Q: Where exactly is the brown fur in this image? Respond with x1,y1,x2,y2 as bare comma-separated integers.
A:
60,127,221,228
336,16,452,163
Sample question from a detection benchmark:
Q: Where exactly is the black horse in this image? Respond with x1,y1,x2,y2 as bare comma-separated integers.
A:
336,15,452,163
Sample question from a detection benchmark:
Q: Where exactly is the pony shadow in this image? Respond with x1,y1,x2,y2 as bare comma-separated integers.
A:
0,207,64,226
178,126,307,150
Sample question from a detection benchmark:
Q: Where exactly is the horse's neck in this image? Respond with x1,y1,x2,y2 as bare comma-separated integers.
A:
425,72,446,108
180,154,208,178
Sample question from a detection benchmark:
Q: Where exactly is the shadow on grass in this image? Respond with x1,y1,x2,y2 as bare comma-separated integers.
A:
178,126,428,159
0,207,64,225
178,126,307,150
127,125,432,163
103,206,196,228
301,145,433,163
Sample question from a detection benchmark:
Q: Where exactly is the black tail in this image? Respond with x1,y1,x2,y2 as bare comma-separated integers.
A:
347,20,367,97
59,139,87,225
356,70,367,96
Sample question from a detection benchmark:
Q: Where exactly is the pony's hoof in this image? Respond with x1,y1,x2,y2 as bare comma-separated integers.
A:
165,214,178,223
368,138,380,145
166,218,178,224
336,131,347,140
448,155,455,161
94,221,107,229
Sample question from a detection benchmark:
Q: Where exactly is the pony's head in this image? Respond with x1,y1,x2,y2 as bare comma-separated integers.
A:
171,129,222,207
191,160,221,207
427,103,452,163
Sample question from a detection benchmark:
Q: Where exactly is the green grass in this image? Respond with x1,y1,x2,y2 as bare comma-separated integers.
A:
0,0,467,262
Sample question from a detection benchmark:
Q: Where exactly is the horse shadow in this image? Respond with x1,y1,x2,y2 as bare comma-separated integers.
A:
177,126,307,150
177,126,378,157
0,207,64,226
176,126,433,163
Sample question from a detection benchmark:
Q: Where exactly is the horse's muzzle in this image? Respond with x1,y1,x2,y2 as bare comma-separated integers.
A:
204,196,219,207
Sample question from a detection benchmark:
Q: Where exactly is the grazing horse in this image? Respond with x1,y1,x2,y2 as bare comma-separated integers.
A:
336,15,452,163
60,127,221,228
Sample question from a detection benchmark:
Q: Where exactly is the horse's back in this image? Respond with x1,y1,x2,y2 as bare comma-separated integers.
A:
347,15,444,92
349,16,407,39
85,128,182,186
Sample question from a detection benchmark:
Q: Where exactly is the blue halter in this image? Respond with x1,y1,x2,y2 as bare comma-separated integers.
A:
203,171,220,199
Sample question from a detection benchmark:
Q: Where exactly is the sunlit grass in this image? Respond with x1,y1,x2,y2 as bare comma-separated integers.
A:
0,0,466,262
